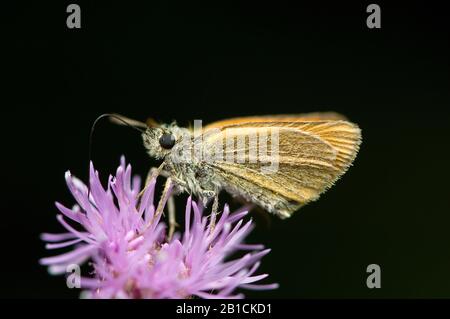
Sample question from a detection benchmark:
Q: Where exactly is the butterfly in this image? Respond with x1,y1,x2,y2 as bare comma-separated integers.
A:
108,112,361,225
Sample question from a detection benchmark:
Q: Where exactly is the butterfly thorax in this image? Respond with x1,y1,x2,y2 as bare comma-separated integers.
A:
142,124,219,203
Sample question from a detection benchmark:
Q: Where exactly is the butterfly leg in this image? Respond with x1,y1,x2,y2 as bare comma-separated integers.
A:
152,177,173,223
141,165,186,238
138,163,166,198
144,165,183,240
167,194,179,240
209,193,219,234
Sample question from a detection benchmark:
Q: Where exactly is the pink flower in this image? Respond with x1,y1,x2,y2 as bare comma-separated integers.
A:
40,157,278,298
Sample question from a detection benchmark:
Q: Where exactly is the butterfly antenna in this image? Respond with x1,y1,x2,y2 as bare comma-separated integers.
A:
89,113,145,164
88,113,146,199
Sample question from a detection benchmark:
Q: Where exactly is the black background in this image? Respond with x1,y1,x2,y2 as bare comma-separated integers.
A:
2,1,450,298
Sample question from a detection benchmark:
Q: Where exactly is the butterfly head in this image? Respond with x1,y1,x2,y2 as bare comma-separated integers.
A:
142,123,190,160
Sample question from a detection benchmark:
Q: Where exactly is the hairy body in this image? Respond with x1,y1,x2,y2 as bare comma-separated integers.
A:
138,113,362,218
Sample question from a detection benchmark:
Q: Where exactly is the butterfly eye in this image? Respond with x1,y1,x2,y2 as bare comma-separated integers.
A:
159,133,176,149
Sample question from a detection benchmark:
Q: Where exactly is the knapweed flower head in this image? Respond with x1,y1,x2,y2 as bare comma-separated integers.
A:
40,157,278,298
